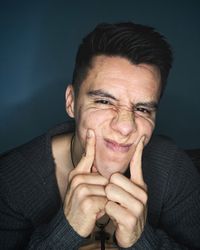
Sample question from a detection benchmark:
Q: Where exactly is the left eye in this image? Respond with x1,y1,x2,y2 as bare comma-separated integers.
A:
136,107,150,114
95,99,111,105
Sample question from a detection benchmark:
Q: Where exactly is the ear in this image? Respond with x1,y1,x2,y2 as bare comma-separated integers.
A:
65,85,75,118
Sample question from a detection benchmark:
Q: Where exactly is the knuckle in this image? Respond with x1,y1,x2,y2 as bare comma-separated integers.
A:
70,175,84,190
110,172,120,183
100,176,109,185
81,196,106,213
140,189,148,204
137,202,144,214
142,191,148,204
105,183,113,197
105,200,112,209
81,197,94,212
75,183,90,200
125,215,137,229
105,200,114,213
133,201,145,218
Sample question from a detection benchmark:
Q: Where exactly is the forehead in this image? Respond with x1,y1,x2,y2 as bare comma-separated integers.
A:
80,55,161,100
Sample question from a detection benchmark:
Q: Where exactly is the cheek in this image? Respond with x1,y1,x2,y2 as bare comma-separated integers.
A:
136,118,155,144
77,107,112,134
75,107,113,148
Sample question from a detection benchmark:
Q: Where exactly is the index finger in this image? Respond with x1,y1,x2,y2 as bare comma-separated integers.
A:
69,129,96,181
78,129,96,171
130,136,145,187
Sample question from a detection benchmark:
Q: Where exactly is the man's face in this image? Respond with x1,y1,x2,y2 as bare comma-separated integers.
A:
68,55,161,179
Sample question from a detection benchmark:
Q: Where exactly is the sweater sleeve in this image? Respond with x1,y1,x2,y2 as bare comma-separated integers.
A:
118,149,200,249
27,208,85,250
0,174,85,250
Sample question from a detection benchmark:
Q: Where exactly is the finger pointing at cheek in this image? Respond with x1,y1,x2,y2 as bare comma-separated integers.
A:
130,136,146,189
64,129,108,237
69,129,95,182
104,136,148,247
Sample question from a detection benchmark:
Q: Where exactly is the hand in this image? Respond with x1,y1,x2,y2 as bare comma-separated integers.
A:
105,136,147,248
64,129,108,237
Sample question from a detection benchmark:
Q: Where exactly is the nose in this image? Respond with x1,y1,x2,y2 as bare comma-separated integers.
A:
110,108,136,136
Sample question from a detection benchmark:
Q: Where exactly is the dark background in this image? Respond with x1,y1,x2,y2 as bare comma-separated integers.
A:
1,0,200,154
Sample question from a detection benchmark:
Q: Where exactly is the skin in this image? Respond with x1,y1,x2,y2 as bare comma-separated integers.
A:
63,55,161,247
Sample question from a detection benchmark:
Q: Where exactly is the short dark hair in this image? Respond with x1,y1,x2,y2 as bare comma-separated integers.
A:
72,22,173,98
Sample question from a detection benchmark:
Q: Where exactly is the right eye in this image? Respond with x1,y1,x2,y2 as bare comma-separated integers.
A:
95,99,111,105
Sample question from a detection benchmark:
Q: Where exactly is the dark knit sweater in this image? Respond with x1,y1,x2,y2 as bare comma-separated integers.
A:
0,122,200,249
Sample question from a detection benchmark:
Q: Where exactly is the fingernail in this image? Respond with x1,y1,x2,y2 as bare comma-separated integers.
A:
87,129,94,138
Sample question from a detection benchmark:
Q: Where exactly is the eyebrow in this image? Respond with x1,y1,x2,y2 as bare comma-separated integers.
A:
87,89,118,101
87,89,158,109
135,102,158,110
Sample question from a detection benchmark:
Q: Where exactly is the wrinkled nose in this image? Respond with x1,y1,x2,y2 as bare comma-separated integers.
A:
111,109,136,136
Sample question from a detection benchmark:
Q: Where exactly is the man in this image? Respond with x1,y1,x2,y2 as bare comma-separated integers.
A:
0,22,200,249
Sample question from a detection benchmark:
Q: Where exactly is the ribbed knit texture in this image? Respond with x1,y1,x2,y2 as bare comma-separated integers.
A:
0,123,200,249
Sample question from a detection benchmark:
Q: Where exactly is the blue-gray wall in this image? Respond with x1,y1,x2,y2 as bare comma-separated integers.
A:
1,0,200,153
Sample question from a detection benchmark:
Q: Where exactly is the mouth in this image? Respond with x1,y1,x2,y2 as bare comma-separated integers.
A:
104,138,133,153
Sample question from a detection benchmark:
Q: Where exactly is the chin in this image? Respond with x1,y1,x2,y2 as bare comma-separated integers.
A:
94,158,129,179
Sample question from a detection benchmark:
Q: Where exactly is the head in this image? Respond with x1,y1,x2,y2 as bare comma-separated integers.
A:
66,22,173,178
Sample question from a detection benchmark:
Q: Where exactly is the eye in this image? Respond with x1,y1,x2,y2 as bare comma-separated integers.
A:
95,99,111,105
135,107,151,115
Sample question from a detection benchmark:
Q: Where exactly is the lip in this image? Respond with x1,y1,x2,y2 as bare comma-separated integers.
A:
104,138,133,153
